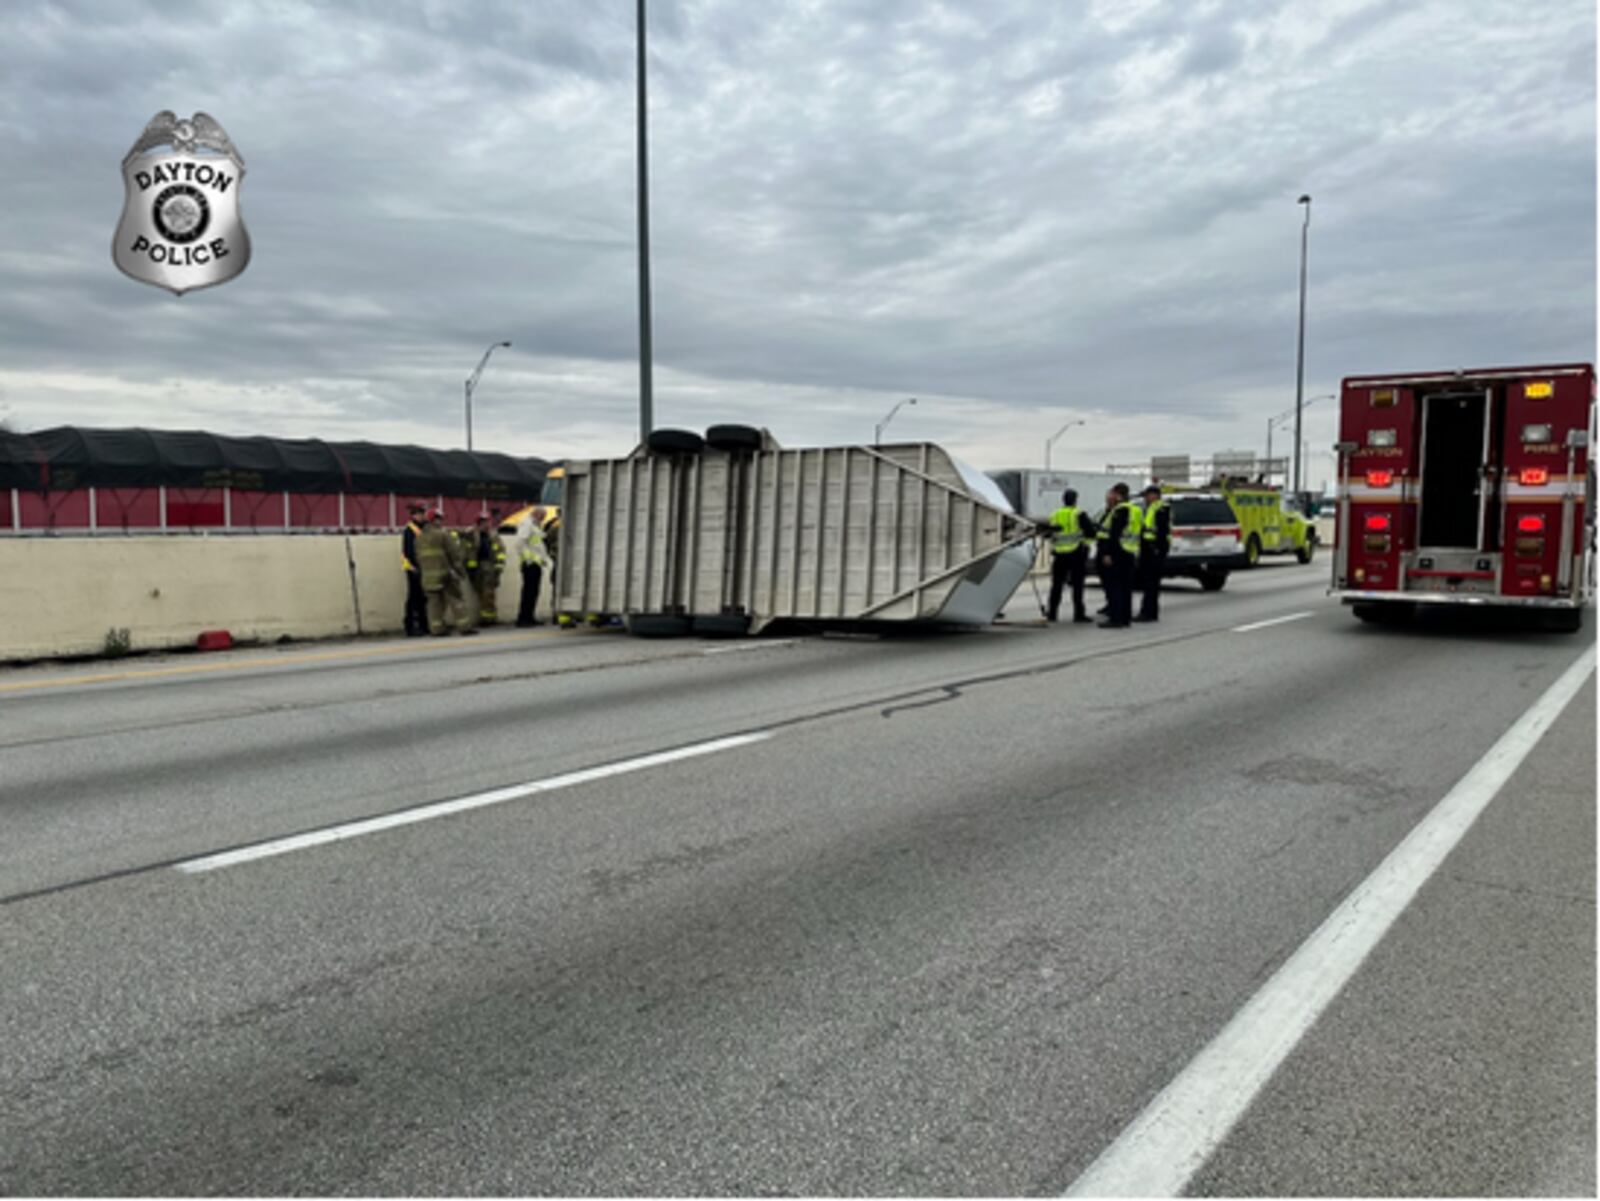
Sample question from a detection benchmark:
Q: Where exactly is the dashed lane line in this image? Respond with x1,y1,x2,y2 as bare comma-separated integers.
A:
172,731,773,874
1231,611,1314,633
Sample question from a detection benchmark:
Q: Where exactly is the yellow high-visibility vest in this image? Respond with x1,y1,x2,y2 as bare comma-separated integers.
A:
1050,506,1083,553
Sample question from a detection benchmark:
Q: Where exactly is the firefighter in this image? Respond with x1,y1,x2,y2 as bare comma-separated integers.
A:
1046,488,1096,623
1135,484,1171,623
451,524,480,633
516,508,551,627
416,510,454,636
435,511,476,633
1096,483,1142,628
472,513,505,625
400,501,427,637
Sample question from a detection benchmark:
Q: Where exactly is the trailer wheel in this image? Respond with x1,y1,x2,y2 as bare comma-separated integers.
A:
1198,570,1228,592
645,428,705,456
1245,535,1261,567
1296,540,1315,565
705,424,763,453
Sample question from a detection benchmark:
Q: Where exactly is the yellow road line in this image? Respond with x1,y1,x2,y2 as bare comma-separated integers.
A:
0,628,575,695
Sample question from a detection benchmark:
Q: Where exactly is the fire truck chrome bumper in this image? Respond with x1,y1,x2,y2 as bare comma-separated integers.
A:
1330,588,1585,611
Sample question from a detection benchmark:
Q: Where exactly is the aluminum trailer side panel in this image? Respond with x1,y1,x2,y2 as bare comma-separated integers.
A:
554,442,1035,633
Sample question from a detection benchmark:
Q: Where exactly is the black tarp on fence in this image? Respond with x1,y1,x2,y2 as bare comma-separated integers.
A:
0,426,550,499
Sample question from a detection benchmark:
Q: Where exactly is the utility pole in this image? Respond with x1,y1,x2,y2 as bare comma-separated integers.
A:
636,0,654,443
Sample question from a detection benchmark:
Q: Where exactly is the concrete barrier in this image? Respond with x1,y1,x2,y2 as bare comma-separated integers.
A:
0,534,530,662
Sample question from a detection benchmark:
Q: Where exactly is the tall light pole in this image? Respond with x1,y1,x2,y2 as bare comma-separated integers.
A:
1045,419,1086,470
1267,391,1332,483
636,0,654,443
875,397,916,446
464,340,511,451
1293,193,1312,493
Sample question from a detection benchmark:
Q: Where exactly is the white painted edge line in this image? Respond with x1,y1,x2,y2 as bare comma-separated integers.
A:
1066,642,1596,1198
173,731,773,874
1231,611,1314,633
702,639,796,655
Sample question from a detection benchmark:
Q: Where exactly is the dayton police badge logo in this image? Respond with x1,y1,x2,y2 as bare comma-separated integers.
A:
113,111,251,295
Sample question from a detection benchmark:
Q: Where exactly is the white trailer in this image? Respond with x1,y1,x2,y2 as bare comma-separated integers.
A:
554,432,1039,636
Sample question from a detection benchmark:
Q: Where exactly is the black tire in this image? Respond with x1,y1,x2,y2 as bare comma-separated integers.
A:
1543,607,1584,633
624,613,691,638
1352,602,1415,625
1199,570,1228,592
1296,539,1315,565
1244,535,1262,568
645,428,705,456
704,424,763,453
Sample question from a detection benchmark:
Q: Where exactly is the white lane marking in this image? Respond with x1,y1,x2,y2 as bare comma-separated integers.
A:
702,639,796,655
1066,642,1596,1198
174,732,772,874
1231,611,1314,633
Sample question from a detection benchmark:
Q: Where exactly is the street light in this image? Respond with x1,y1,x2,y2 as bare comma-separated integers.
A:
464,340,511,452
636,0,654,443
1293,193,1312,492
1045,419,1086,470
1267,392,1333,483
875,397,916,446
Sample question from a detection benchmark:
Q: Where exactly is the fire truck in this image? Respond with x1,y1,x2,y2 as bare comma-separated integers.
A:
1330,363,1594,630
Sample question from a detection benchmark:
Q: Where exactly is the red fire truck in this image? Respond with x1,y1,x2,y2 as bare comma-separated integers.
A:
1330,363,1594,630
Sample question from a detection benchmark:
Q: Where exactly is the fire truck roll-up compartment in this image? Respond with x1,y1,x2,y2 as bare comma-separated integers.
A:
1331,363,1595,630
552,432,1039,637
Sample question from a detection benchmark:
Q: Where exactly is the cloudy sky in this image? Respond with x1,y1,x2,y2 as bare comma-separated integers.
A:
0,0,1593,487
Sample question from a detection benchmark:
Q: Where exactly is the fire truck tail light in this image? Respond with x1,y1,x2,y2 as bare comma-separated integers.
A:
1525,380,1554,399
1363,514,1391,532
1365,470,1393,487
1367,429,1397,448
1517,514,1545,533
1515,537,1545,557
1521,425,1552,445
1519,467,1549,485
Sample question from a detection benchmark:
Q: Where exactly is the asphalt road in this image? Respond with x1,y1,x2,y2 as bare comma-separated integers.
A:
1,561,1593,1195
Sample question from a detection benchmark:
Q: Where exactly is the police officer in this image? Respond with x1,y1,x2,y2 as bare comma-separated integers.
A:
516,508,552,627
400,501,427,637
1046,488,1096,623
1096,483,1142,628
1136,484,1171,622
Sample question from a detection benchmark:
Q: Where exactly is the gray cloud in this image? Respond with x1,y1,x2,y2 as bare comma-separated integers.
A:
0,0,1591,474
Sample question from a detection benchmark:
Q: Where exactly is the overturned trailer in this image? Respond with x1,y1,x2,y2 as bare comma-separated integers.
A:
553,430,1039,636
